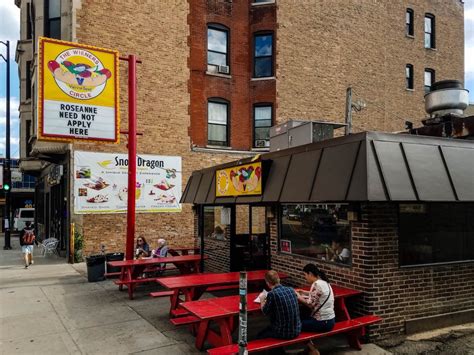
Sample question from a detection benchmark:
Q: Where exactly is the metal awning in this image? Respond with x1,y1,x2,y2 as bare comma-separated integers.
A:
181,131,474,204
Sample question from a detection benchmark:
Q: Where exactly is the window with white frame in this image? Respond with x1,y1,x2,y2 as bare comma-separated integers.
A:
208,99,229,147
207,25,229,74
253,105,272,148
424,68,435,93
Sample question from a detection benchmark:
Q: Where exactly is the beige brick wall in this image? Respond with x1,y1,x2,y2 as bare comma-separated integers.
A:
276,0,464,133
71,0,464,255
73,0,248,254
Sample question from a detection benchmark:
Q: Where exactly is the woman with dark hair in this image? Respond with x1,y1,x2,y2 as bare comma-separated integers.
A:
135,236,150,259
295,263,335,355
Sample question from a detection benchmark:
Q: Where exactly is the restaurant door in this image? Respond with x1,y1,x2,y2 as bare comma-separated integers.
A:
230,205,269,271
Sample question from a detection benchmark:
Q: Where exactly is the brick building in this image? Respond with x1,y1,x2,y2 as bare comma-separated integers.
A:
14,1,464,256
183,131,474,337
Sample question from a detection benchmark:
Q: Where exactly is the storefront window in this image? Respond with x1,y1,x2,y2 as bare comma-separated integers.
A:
280,204,351,265
204,206,230,241
399,203,474,266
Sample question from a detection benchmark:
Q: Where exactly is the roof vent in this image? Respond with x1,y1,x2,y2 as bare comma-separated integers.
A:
425,80,469,117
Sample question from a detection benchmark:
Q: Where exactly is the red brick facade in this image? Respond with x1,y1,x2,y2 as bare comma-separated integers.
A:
188,1,276,149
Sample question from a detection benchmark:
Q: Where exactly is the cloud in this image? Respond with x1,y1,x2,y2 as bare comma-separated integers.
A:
0,1,20,60
0,137,20,159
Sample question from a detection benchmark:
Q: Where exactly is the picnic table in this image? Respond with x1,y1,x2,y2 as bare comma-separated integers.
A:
168,246,200,256
108,254,207,300
180,285,365,350
156,270,289,316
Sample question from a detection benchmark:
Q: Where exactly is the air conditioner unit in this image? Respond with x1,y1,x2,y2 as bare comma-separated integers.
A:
255,139,268,148
218,65,230,74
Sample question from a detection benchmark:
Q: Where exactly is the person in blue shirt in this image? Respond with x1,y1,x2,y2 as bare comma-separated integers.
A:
258,270,301,349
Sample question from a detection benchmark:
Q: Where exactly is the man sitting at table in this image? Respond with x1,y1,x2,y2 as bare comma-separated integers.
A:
258,270,301,345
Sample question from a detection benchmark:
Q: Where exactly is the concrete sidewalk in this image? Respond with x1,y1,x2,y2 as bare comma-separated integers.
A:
0,234,390,355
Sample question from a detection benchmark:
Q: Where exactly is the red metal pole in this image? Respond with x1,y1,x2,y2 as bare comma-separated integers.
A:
126,55,137,260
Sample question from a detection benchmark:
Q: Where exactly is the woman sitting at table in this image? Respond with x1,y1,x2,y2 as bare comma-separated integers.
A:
135,236,150,259
295,263,335,355
152,238,169,258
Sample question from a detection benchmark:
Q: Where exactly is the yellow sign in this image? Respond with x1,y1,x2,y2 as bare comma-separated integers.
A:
216,162,262,197
38,37,119,143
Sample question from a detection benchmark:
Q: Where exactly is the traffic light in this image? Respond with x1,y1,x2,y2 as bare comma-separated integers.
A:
2,169,11,191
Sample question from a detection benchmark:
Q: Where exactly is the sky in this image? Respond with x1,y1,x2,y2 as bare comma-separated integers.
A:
0,1,473,159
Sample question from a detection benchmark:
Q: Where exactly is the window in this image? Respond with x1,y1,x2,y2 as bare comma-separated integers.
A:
399,204,474,266
424,14,435,49
253,105,272,148
44,0,61,39
254,33,273,78
207,25,229,73
406,64,414,89
204,206,229,241
26,3,32,39
280,204,351,265
208,99,229,146
26,61,32,100
424,68,435,93
406,8,414,36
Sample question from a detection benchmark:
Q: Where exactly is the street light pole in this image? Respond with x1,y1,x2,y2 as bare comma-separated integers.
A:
0,40,12,250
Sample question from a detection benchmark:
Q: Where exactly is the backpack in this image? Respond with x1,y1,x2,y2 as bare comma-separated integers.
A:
22,229,36,245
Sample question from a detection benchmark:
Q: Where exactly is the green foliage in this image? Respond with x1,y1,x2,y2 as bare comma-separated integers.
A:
74,227,84,263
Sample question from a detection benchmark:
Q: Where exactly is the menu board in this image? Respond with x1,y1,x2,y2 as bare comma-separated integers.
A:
74,151,181,214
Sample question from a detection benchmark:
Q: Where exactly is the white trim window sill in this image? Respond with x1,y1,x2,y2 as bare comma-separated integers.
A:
251,76,276,82
405,34,414,39
406,88,414,92
425,47,437,52
192,146,259,156
251,1,276,6
206,71,232,79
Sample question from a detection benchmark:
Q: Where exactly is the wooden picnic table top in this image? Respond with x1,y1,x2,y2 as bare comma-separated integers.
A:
156,270,288,289
107,254,206,268
181,284,361,320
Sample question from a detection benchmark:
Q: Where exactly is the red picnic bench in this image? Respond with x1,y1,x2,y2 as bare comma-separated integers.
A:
155,270,289,317
176,285,380,352
108,254,207,300
207,315,381,354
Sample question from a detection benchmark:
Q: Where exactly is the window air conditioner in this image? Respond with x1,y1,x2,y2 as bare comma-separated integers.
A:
218,65,230,74
255,139,268,148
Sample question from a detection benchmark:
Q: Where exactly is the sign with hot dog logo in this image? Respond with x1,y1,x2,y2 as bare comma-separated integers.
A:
216,162,262,197
38,37,119,142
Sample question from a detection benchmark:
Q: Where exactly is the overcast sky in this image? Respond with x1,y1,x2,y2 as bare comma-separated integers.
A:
0,1,473,159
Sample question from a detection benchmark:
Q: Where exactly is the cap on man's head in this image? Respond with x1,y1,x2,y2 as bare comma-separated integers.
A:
265,270,280,286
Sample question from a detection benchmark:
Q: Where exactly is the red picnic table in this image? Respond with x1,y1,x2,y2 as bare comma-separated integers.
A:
156,270,289,316
168,246,200,256
180,285,362,350
108,254,207,300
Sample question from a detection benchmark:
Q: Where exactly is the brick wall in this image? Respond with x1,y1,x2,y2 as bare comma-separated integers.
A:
276,0,464,132
269,203,474,337
74,0,249,255
188,1,276,149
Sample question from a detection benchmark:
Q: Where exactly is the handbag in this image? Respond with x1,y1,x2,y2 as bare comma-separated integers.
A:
311,283,332,317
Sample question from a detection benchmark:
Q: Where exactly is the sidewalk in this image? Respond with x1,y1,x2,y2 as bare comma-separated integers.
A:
4,233,469,354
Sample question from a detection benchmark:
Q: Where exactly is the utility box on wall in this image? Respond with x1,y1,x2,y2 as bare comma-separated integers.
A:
270,120,346,152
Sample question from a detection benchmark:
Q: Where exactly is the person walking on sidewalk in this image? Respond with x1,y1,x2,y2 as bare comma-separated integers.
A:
20,221,36,268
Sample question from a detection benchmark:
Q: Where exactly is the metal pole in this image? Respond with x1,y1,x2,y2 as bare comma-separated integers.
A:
345,86,352,136
125,55,137,260
238,271,248,355
2,40,11,250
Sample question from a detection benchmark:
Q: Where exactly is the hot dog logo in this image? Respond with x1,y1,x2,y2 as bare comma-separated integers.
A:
47,48,112,100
